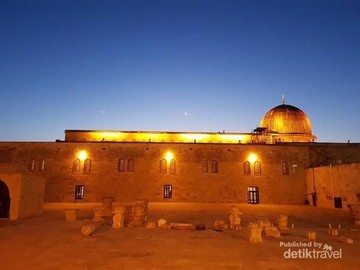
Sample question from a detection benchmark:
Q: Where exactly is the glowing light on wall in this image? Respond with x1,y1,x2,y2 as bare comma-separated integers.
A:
180,134,209,141
248,153,257,163
218,134,246,142
77,150,88,161
165,151,174,161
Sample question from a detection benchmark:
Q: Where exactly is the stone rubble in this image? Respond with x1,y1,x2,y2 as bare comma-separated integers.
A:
277,214,289,230
328,228,339,236
307,231,316,240
112,205,125,229
124,200,148,228
229,206,242,231
337,236,354,244
247,223,263,243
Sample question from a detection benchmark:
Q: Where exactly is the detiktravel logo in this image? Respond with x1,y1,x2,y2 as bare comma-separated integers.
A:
280,241,342,259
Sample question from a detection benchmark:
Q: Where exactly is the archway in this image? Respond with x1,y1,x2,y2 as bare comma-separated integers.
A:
0,180,10,218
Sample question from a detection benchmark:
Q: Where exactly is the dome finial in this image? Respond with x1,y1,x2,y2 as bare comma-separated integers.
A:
282,95,285,105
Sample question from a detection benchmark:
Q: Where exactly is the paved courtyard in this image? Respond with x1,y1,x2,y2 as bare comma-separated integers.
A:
0,203,359,269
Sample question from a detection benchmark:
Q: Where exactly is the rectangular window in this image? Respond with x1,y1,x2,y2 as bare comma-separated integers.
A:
247,186,260,204
75,185,85,200
164,185,172,199
334,197,342,209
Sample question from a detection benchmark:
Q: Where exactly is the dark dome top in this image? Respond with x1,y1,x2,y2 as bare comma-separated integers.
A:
259,104,313,135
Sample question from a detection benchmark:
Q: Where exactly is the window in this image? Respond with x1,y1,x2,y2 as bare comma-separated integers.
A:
38,159,45,172
334,197,343,209
292,164,298,175
169,159,176,174
201,160,208,173
72,159,80,172
282,161,290,175
254,161,261,176
118,158,125,172
164,185,172,198
211,160,218,173
127,158,134,172
84,159,91,173
243,161,251,175
247,186,260,204
28,159,36,172
75,185,85,200
160,159,167,174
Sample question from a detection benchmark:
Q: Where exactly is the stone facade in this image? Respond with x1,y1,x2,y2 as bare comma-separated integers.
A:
305,163,360,210
0,140,360,220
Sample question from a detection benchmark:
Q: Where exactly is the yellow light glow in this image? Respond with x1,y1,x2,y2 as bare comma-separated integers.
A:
218,134,246,142
180,133,209,142
165,151,174,161
77,150,88,161
248,153,257,163
135,133,161,141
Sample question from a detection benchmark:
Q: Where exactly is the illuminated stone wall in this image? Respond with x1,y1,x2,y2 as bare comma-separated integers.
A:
0,142,310,206
1,140,360,215
305,163,360,210
64,130,253,144
0,171,45,220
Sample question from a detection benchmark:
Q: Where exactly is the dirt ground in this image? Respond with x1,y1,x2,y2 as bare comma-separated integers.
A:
0,203,359,270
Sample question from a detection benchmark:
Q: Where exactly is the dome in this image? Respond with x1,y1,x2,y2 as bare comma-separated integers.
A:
259,104,313,135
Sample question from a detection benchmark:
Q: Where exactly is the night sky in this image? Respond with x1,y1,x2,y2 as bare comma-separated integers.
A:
1,0,359,142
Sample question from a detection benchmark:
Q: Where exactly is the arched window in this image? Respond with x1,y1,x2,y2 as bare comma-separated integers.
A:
292,164,298,175
169,159,176,174
201,160,208,173
38,159,45,172
118,158,125,172
73,159,80,172
127,158,134,172
160,159,167,174
254,161,261,176
282,161,290,175
243,161,251,175
84,159,91,173
211,160,218,173
28,159,36,172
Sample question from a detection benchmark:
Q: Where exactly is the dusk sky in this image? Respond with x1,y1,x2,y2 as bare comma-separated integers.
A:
1,0,359,142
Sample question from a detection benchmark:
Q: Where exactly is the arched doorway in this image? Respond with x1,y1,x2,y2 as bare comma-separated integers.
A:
0,180,10,218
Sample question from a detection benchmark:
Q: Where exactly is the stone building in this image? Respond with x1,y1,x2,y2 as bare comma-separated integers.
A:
0,102,359,220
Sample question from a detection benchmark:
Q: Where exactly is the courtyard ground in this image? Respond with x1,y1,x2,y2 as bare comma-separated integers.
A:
0,203,359,270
